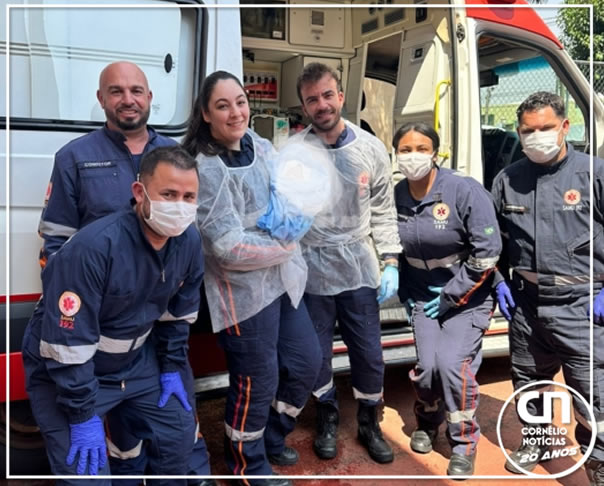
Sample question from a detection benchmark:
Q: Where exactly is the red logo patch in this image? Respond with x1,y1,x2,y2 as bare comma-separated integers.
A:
58,291,81,317
564,189,581,205
433,203,450,221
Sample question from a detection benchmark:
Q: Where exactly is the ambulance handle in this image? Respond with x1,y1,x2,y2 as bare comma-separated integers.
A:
434,79,451,160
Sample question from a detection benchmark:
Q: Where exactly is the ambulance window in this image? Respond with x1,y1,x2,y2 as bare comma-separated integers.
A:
478,35,586,191
1,1,201,131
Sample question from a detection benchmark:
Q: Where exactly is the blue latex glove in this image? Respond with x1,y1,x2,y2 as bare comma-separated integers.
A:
404,298,415,317
594,289,604,325
66,415,107,475
423,286,444,319
158,372,192,412
496,281,516,321
377,266,399,304
257,185,313,241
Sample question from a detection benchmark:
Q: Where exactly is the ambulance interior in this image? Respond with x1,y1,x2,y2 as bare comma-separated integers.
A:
240,4,587,197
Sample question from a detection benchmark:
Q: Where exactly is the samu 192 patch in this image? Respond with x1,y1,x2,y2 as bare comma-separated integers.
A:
484,226,495,236
59,315,75,330
58,291,81,317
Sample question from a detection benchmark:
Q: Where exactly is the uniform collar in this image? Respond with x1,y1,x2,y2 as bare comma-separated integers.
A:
309,122,356,149
534,142,573,175
400,166,444,206
102,124,157,147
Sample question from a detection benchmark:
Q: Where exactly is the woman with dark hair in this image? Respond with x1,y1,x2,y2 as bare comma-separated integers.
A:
182,71,321,486
392,122,502,477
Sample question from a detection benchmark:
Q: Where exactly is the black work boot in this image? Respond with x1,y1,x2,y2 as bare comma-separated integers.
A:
357,403,394,464
586,459,604,486
313,402,339,459
504,437,549,473
268,446,299,466
410,427,438,454
447,452,476,478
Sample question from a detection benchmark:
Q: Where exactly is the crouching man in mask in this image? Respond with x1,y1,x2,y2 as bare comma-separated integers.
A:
22,146,205,485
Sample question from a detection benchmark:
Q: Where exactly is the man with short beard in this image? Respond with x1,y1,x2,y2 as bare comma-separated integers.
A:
293,62,402,464
37,62,215,485
38,61,175,263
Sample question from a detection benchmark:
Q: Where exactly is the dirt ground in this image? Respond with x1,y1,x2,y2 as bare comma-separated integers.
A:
6,357,591,485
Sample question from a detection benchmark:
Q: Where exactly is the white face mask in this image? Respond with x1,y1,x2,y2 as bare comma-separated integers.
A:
142,185,197,237
396,152,434,181
520,126,564,164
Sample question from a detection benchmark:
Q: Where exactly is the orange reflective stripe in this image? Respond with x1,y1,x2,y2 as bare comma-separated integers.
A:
239,376,252,477
457,268,493,307
460,360,467,450
466,362,479,455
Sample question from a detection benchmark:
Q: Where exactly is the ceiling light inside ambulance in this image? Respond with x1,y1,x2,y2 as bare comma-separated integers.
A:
496,57,514,63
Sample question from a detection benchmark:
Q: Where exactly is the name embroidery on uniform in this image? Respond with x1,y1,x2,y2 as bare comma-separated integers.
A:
563,189,582,211
80,161,115,169
432,202,449,229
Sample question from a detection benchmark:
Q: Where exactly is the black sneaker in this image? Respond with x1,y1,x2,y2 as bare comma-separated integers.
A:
504,442,549,473
410,428,438,454
267,446,299,466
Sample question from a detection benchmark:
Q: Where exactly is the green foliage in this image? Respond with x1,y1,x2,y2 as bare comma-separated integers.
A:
557,0,604,62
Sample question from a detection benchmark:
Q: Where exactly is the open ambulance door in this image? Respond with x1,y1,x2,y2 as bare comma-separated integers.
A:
344,43,367,126
390,7,454,171
455,0,604,191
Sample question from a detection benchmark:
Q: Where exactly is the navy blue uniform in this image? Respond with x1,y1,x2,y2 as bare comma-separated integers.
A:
395,168,501,456
23,209,203,485
196,130,322,483
491,144,604,461
38,125,175,262
36,125,210,481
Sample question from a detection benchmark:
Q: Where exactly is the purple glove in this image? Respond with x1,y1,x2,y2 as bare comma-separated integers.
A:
594,289,604,325
496,281,515,321
158,371,192,412
66,415,107,475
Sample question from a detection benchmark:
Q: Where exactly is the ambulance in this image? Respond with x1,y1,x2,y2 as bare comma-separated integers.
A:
1,0,602,474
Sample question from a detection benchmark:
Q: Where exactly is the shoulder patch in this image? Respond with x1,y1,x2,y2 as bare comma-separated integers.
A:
58,291,81,317
43,182,53,206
